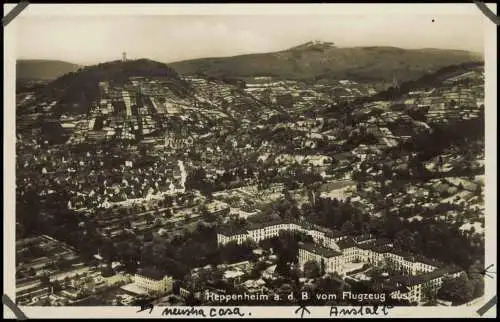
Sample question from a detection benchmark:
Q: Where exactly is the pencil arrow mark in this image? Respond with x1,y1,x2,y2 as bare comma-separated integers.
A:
470,264,496,279
136,298,155,314
137,303,154,314
294,305,311,318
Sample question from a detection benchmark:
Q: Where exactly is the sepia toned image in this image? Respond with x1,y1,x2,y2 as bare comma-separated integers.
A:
3,3,497,319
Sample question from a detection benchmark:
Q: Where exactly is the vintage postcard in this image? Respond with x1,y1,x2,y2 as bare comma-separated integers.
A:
3,3,497,319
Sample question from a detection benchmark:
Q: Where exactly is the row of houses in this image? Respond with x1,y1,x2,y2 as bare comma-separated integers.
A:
377,266,463,304
298,237,441,278
217,219,348,250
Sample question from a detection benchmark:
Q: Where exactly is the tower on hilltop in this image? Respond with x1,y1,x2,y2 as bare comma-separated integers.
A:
122,52,127,62
392,73,399,90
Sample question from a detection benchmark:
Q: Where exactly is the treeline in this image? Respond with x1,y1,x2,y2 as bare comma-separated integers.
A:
412,117,484,159
16,80,49,93
202,75,247,88
138,224,257,279
325,61,483,117
370,61,484,101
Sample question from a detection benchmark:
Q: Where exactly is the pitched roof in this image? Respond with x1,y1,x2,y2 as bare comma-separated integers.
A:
390,275,425,287
247,218,291,230
357,242,377,250
391,248,414,258
218,225,248,236
417,268,450,283
413,255,443,267
354,234,374,243
374,238,392,246
337,237,356,250
371,245,393,253
325,229,346,239
136,267,166,280
372,281,400,293
442,265,463,275
299,242,343,258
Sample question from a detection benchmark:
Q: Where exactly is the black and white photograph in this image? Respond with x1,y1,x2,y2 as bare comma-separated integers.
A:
3,3,497,319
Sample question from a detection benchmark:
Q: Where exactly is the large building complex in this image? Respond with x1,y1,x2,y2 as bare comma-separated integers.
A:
217,219,443,276
217,219,464,304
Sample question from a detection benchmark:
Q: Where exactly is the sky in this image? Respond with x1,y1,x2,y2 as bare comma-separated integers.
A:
15,13,486,66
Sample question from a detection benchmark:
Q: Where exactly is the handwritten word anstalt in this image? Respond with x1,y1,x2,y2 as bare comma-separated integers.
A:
330,305,394,317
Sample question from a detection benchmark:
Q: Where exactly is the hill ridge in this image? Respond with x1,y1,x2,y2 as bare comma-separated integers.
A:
169,44,483,83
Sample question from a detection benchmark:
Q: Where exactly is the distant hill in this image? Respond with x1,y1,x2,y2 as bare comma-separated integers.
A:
17,60,81,80
169,41,483,83
36,59,192,115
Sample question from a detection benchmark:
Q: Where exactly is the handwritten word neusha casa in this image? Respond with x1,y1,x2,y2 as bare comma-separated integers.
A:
161,306,248,318
330,305,394,317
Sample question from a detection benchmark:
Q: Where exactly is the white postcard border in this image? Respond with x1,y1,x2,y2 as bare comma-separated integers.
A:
3,3,497,319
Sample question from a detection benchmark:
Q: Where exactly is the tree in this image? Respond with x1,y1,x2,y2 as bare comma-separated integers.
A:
422,284,437,305
393,229,415,252
40,273,50,286
468,261,485,298
250,261,268,279
185,292,201,306
63,276,71,287
306,181,322,207
340,221,355,236
143,231,154,242
185,167,213,197
51,280,63,293
18,188,41,235
145,213,155,225
317,275,345,295
276,254,291,276
303,260,321,279
474,184,483,196
437,273,474,305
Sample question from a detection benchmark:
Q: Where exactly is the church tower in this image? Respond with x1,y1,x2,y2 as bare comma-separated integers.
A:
122,52,127,62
